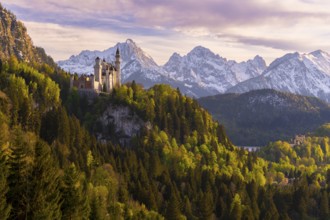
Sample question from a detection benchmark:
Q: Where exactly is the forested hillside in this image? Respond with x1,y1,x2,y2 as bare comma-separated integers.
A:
0,4,330,219
0,55,329,219
198,89,330,145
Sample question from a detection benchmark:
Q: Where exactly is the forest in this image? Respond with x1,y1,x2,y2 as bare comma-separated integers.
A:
0,56,330,220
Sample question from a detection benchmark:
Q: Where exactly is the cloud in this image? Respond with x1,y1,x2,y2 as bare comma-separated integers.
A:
216,34,310,51
4,0,330,32
2,0,330,65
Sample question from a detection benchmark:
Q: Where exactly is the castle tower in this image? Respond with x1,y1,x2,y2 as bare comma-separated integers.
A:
115,48,121,87
94,57,102,82
94,57,103,92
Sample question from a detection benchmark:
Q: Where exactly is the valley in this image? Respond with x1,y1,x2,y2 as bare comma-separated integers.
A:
1,2,330,219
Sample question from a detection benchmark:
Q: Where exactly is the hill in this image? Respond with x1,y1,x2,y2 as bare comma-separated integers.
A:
1,51,329,220
198,89,330,145
1,4,330,219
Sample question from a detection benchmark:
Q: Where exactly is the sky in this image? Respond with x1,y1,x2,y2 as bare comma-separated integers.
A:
2,0,330,65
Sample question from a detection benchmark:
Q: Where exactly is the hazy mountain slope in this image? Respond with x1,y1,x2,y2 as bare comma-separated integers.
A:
227,51,330,103
198,89,330,145
0,4,55,66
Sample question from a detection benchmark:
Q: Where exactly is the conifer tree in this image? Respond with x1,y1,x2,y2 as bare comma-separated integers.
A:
89,186,109,220
0,150,11,220
7,127,31,219
58,106,70,146
61,163,90,219
28,140,62,219
229,194,242,220
199,184,214,220
166,189,182,220
246,181,260,219
260,193,279,220
320,191,329,220
183,196,195,219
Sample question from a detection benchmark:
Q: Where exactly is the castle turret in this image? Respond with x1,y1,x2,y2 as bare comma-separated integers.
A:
115,48,121,87
94,57,102,82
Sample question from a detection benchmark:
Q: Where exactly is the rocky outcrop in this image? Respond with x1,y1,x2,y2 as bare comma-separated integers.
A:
96,104,150,144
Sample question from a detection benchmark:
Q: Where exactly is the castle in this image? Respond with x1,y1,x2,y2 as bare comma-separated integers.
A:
70,48,121,93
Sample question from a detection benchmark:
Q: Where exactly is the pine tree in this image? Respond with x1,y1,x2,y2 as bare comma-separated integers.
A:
320,191,329,220
166,189,182,220
7,127,31,220
260,193,279,220
61,163,90,219
28,140,62,219
58,106,70,146
89,186,109,220
229,194,242,220
0,149,11,220
199,185,214,220
183,196,195,219
246,181,260,219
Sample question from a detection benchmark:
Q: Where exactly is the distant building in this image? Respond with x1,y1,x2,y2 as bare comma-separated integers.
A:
292,134,306,146
238,146,261,152
70,48,121,93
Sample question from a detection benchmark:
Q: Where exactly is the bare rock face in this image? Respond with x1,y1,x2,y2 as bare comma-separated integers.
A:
96,104,148,144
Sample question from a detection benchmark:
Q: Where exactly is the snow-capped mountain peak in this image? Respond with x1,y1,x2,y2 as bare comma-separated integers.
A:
188,46,219,59
58,41,330,102
227,50,330,103
58,39,161,80
310,49,328,57
58,40,266,97
163,47,266,94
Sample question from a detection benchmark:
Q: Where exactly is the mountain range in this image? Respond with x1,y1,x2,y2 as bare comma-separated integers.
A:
198,89,330,145
228,50,330,103
58,40,330,102
58,39,267,97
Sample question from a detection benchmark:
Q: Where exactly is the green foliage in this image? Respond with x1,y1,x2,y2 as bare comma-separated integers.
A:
258,137,330,178
199,89,330,145
0,148,11,220
229,194,242,220
7,127,34,219
1,57,330,219
61,163,90,219
165,190,183,220
315,123,330,137
320,191,329,220
27,140,62,219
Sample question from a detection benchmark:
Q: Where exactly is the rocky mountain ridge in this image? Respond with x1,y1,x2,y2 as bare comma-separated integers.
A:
58,40,330,102
228,50,330,103
58,39,267,97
